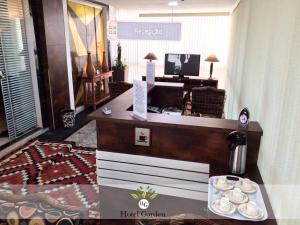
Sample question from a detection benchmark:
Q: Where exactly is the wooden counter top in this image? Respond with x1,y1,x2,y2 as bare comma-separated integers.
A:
90,82,275,224
89,83,263,135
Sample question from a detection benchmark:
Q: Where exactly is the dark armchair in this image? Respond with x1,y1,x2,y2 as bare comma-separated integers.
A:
108,81,133,99
191,87,225,118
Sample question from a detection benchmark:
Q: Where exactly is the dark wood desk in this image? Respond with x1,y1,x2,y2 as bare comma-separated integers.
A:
142,76,218,91
89,82,276,225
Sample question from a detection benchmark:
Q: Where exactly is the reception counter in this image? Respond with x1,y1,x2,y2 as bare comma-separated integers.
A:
89,82,276,225
89,82,263,167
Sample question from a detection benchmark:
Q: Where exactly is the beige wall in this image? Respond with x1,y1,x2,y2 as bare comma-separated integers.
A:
226,0,300,224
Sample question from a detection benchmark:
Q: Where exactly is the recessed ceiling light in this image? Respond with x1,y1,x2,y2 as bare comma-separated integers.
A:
168,1,178,7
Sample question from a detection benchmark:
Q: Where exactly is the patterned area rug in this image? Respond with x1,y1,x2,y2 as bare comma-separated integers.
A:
65,121,97,148
0,140,99,224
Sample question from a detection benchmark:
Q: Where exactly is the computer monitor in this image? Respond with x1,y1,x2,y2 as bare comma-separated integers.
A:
164,53,200,77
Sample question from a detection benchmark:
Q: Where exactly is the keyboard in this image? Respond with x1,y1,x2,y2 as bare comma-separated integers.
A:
147,106,161,114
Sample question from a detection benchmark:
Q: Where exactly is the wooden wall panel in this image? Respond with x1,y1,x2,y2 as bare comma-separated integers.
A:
41,0,70,128
29,0,51,128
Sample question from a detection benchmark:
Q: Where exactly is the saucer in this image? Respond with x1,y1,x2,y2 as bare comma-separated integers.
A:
211,199,236,215
213,178,234,191
238,203,264,220
235,180,257,194
225,190,249,204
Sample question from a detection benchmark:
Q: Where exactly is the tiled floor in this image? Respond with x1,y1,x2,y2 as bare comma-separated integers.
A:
0,137,9,147
65,120,97,148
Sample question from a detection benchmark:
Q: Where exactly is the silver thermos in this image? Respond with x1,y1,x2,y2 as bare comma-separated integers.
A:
227,131,247,175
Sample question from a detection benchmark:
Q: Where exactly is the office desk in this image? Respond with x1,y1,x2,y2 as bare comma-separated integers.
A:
142,76,218,91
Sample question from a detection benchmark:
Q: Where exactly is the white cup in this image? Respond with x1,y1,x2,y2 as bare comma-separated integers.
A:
242,178,253,191
219,197,231,212
217,176,228,188
246,201,258,216
232,188,243,201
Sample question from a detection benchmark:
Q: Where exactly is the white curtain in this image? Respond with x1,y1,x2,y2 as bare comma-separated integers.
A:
111,10,230,88
227,0,300,223
225,0,250,118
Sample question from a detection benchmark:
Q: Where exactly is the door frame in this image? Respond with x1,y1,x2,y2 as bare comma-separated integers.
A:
62,0,109,111
23,0,43,128
62,0,75,110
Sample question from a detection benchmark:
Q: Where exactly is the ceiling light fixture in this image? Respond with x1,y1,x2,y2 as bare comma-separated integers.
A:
168,1,178,7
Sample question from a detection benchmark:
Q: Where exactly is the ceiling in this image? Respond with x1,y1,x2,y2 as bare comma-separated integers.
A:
96,0,239,13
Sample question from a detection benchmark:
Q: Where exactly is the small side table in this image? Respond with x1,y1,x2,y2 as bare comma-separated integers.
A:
83,71,113,110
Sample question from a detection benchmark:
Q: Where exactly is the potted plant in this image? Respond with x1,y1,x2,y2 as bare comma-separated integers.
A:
112,42,128,82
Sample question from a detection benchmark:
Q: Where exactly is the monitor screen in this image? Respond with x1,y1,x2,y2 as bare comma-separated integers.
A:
164,54,200,77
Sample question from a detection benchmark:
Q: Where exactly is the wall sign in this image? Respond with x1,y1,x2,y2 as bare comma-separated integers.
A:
107,20,117,40
117,22,181,41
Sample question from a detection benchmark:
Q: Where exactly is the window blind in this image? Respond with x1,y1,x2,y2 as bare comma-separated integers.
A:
0,0,37,139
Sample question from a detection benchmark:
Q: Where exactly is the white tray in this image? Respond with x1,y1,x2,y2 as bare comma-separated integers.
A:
208,175,268,221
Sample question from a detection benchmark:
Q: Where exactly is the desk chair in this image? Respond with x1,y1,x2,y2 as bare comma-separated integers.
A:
191,87,225,118
108,81,133,99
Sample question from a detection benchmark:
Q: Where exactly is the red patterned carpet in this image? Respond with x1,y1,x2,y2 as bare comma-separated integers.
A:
0,141,99,224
